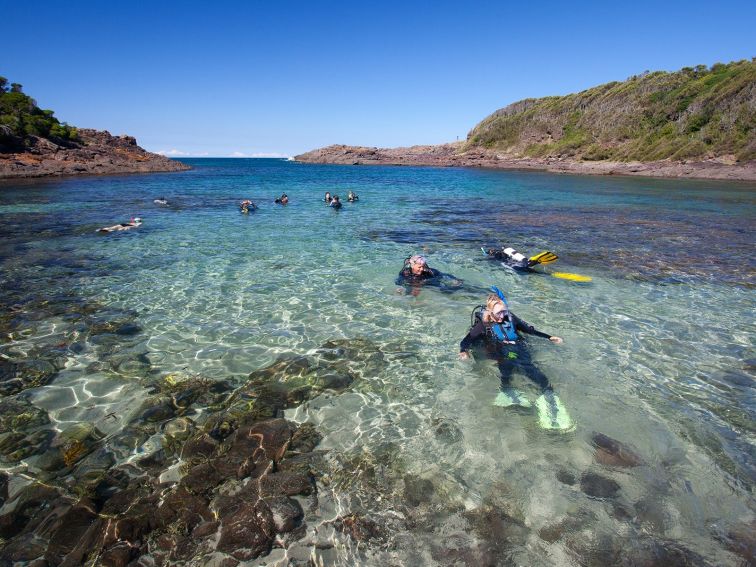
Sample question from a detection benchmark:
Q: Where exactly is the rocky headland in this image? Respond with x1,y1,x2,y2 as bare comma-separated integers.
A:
295,143,756,181
0,129,190,179
296,60,756,181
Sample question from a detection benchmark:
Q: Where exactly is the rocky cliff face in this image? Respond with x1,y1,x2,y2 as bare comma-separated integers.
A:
0,128,190,179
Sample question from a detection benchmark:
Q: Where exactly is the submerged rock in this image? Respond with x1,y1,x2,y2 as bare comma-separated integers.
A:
0,359,58,394
580,471,621,499
265,496,304,533
403,475,435,507
714,520,756,565
556,469,578,486
332,513,386,544
592,432,645,468
538,509,596,543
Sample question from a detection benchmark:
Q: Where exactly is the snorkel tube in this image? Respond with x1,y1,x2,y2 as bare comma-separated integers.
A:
490,285,508,307
490,285,518,342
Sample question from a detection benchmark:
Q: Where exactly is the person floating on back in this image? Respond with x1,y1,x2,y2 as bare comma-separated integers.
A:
458,286,573,431
482,245,558,272
154,197,169,206
98,217,143,233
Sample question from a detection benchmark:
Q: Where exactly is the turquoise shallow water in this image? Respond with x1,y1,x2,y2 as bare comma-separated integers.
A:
0,159,754,565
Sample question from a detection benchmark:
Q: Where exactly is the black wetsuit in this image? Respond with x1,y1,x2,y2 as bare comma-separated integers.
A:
396,266,466,295
485,249,534,271
396,267,441,283
460,314,553,391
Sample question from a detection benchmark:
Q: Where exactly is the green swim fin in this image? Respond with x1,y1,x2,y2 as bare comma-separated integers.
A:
535,391,575,431
529,251,558,265
494,388,532,408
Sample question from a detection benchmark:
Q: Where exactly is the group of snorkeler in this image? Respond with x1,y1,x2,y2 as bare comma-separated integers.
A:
397,253,573,430
324,190,358,209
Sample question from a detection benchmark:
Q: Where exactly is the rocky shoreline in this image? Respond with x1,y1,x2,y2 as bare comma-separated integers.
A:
295,143,756,182
0,129,190,179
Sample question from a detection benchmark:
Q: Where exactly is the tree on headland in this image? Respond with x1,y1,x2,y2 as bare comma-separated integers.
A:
0,75,78,151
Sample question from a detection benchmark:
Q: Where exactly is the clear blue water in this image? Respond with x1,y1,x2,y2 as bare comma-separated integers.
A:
0,158,754,565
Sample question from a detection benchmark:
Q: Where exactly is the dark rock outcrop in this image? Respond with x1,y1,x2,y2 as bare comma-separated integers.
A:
0,129,190,179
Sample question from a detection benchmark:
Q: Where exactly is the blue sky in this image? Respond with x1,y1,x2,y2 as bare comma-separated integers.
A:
3,1,754,157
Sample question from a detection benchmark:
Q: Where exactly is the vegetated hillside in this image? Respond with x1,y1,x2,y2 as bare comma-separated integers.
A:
466,59,755,162
0,75,190,178
0,76,78,151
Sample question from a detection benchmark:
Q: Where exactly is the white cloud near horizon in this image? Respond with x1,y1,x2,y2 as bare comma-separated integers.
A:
155,149,210,157
153,149,290,158
229,151,289,158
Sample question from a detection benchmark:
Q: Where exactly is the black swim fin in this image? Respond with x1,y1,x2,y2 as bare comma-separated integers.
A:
529,251,558,265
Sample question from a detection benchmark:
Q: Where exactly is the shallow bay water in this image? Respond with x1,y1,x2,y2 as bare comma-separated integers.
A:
0,159,754,565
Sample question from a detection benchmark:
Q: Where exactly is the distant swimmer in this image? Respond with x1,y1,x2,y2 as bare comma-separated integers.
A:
154,197,169,206
274,193,289,205
98,217,143,233
347,190,359,202
240,199,257,213
330,195,342,209
482,245,558,272
324,191,332,204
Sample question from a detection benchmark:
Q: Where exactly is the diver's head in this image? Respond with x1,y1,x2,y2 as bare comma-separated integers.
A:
485,294,508,322
409,254,427,275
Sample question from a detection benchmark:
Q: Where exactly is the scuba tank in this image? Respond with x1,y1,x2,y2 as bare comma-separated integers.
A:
499,247,530,270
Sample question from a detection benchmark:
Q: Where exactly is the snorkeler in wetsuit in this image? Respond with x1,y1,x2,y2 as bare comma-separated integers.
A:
240,199,257,213
483,246,558,272
347,190,359,202
275,193,289,204
330,195,343,209
458,288,573,430
97,217,143,233
395,254,463,296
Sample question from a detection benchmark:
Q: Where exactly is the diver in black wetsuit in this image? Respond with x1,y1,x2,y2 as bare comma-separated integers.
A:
459,292,562,392
483,246,558,272
330,195,342,209
395,254,463,296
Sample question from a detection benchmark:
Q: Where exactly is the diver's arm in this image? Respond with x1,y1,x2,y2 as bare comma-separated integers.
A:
460,321,486,352
512,314,552,339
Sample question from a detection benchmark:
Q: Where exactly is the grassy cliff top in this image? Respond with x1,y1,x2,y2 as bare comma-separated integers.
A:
466,59,755,162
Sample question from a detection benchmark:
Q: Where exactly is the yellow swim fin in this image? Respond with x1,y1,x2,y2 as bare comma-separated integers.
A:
529,251,558,265
552,272,592,282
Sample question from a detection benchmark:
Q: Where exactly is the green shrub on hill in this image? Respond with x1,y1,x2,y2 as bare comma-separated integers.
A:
0,76,78,150
467,59,756,162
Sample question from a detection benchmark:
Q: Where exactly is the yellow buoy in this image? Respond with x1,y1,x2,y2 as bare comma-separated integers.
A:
552,272,593,282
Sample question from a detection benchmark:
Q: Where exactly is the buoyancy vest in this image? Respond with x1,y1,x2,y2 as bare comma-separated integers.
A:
472,306,518,344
